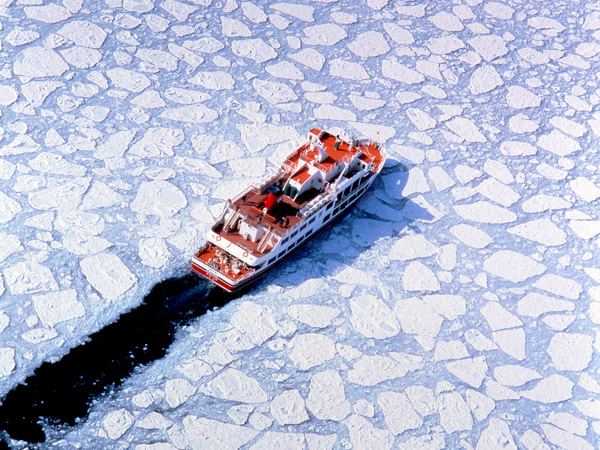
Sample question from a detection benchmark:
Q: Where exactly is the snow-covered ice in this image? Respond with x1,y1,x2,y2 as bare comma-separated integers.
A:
0,0,599,449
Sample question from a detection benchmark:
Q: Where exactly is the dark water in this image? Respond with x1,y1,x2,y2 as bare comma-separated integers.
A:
0,273,241,446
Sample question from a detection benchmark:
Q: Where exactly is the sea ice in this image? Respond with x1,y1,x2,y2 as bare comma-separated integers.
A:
349,295,399,339
547,333,594,371
306,370,350,421
378,391,422,435
344,414,393,450
79,253,137,302
520,375,574,403
289,333,335,370
438,391,473,433
182,416,258,449
201,368,267,403
483,250,546,282
165,378,197,408
270,389,309,425
348,353,421,386
476,418,516,450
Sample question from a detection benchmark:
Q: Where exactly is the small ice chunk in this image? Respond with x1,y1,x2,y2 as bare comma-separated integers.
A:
508,114,539,134
468,35,508,61
428,166,455,191
520,375,574,403
350,295,400,339
450,224,493,248
446,357,488,388
201,368,267,403
270,389,309,425
271,3,314,22
465,389,495,421
232,38,277,62
484,2,514,19
454,201,516,224
348,353,422,386
492,328,526,360
248,431,304,449
446,117,486,142
522,194,571,213
57,20,107,48
422,294,466,320
570,177,600,202
102,409,134,439
475,177,520,207
394,297,443,350
438,391,473,433
465,329,498,351
469,64,504,95
182,416,258,449
131,181,187,218
426,35,465,54
344,414,393,450
80,253,137,302
568,220,600,239
253,79,298,104
389,234,438,261
506,86,541,109
302,24,347,46
0,233,22,263
547,412,588,436
383,23,414,45
287,305,340,328
429,11,464,32
159,104,219,123
329,59,369,81
547,332,594,371
493,365,541,387
307,370,350,421
541,424,593,450
378,391,422,435
334,266,374,286
537,130,581,157
32,290,85,327
165,378,197,408
189,71,235,90
230,301,277,347
517,292,574,318
476,418,516,450
347,31,390,57
106,68,151,92
136,411,172,430
381,59,424,84
402,261,440,293
288,48,325,71
289,333,335,370
4,261,58,295
0,348,16,376
434,340,469,361
507,219,566,246
532,274,582,300
14,46,69,78
138,237,171,268
405,385,436,417
483,250,546,282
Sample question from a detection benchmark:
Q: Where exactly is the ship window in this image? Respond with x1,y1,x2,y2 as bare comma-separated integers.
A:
268,257,276,264
336,193,343,201
282,236,289,244
352,180,360,190
326,202,334,210
308,217,316,224
324,213,331,221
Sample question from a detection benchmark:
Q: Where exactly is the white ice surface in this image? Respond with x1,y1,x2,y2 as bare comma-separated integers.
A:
0,1,599,449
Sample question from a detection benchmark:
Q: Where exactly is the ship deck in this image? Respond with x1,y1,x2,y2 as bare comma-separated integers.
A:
213,187,322,257
194,243,253,282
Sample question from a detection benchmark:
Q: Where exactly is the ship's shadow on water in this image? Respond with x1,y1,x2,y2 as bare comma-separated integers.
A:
0,274,242,446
